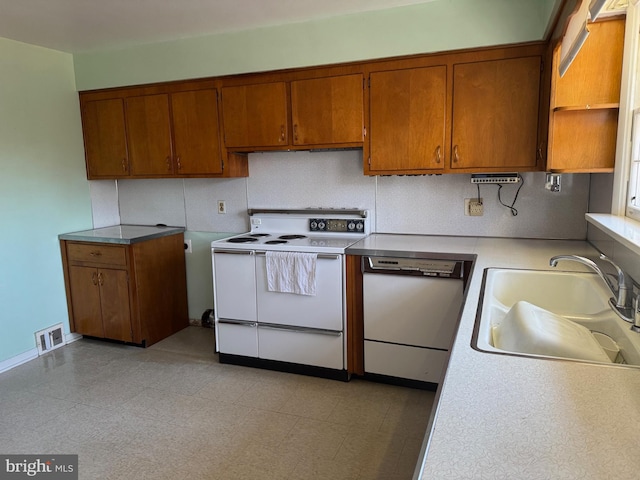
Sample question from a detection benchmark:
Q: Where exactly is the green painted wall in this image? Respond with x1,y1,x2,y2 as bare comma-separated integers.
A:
0,38,92,365
184,231,230,321
75,0,552,90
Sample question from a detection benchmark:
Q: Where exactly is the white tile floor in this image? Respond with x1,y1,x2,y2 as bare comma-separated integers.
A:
0,327,435,479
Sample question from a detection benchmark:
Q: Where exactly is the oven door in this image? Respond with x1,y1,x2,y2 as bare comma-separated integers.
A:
255,253,343,330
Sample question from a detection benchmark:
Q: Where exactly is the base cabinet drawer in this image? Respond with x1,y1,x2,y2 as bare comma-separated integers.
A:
364,340,449,383
258,326,343,370
217,321,258,357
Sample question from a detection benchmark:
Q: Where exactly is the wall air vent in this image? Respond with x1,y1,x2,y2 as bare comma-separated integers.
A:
470,173,521,184
35,323,65,355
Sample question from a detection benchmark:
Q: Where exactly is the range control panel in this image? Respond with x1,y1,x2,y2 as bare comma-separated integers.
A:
309,218,365,233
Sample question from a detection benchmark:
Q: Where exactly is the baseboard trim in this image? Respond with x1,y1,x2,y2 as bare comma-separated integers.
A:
65,332,83,344
0,348,39,374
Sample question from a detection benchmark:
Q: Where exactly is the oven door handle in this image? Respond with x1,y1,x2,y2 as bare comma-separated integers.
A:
255,252,340,260
258,323,342,336
213,250,255,255
218,319,257,327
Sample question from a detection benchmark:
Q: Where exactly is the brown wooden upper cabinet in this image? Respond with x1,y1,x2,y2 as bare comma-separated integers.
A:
81,98,129,178
221,74,364,151
367,66,447,174
547,17,625,173
221,82,289,148
450,56,542,171
125,89,223,176
290,75,364,146
79,85,247,179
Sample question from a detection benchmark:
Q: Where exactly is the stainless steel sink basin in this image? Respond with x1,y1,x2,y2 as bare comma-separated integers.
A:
472,268,640,367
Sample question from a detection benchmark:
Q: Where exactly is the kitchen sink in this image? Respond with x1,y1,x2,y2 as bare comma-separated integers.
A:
472,268,640,367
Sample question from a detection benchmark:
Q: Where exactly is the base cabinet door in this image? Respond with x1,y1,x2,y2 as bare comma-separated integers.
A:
99,269,132,342
67,266,132,341
68,266,104,338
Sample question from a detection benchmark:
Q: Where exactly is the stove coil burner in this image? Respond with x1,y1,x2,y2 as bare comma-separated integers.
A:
279,234,307,240
264,240,288,245
249,233,271,237
226,237,259,243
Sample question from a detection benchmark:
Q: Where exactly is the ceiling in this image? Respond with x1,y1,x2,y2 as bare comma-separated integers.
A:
0,0,439,54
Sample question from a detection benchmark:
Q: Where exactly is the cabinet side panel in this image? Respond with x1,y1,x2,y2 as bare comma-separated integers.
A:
132,234,189,346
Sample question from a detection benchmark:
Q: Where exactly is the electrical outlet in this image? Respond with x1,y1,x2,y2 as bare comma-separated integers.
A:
184,239,192,253
217,200,226,214
465,198,484,216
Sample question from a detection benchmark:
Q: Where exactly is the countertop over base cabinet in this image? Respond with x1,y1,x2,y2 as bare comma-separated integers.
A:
79,81,248,180
60,232,189,346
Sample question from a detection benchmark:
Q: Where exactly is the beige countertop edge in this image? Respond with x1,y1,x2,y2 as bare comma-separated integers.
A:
354,236,640,480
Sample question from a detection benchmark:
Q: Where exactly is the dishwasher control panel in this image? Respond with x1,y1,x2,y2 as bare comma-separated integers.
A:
363,256,463,279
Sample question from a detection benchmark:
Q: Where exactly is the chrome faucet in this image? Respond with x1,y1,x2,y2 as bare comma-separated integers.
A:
549,254,634,321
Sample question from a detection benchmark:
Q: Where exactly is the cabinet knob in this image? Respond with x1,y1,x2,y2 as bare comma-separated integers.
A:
293,124,298,142
176,156,182,170
279,125,286,142
121,159,128,172
97,272,104,286
435,145,441,164
166,156,172,171
90,251,102,257
453,145,460,163
92,272,98,285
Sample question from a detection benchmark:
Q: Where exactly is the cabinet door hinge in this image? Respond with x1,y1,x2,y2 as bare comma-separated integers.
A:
368,156,371,166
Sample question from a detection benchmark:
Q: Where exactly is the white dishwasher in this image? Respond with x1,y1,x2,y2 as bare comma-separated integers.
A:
362,256,464,386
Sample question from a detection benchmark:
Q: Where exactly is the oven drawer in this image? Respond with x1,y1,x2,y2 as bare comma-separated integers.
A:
217,320,258,357
255,254,343,330
258,324,344,370
364,340,448,383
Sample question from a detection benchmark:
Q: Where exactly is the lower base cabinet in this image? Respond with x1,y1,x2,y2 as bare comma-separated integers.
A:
61,233,188,347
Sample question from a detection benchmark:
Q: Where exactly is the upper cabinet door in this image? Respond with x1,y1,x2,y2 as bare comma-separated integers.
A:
221,82,289,148
125,94,173,176
368,66,447,173
290,74,364,146
82,99,129,178
554,19,624,108
451,56,541,170
171,89,223,175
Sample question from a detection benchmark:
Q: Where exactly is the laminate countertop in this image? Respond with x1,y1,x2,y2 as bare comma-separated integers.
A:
58,225,185,245
346,234,640,480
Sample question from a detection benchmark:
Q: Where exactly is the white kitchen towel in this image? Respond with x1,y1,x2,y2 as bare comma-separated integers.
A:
266,251,317,296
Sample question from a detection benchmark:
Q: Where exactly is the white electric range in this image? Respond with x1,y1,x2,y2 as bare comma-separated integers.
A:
211,208,370,380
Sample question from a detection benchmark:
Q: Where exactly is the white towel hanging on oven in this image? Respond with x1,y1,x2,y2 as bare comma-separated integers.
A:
266,251,317,296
